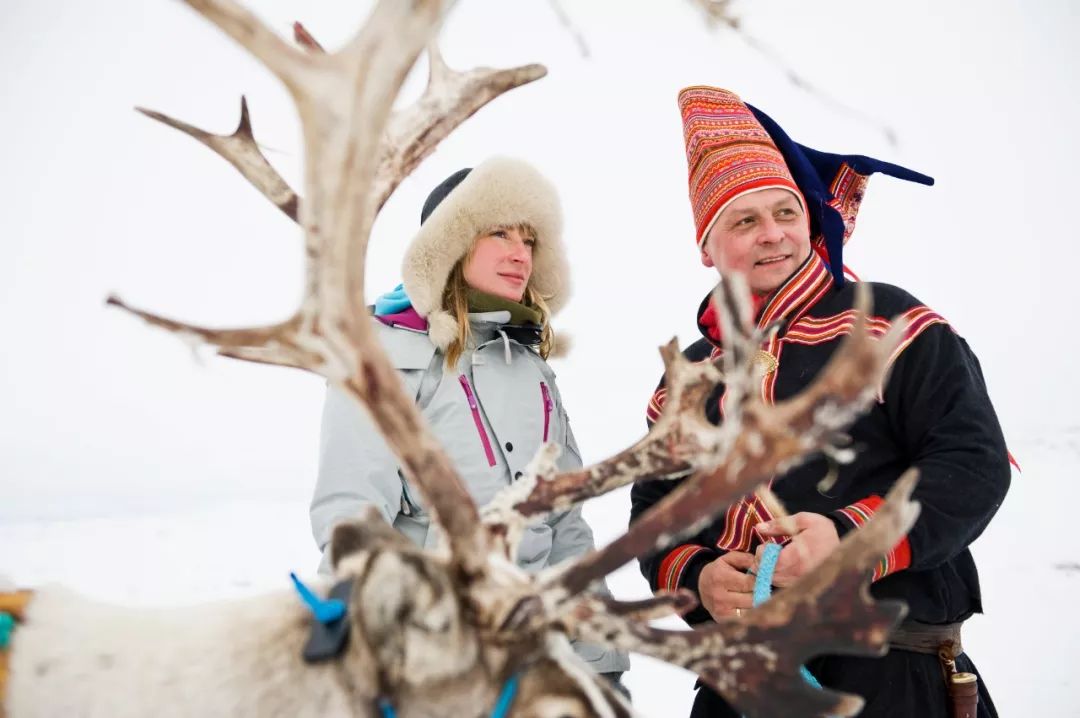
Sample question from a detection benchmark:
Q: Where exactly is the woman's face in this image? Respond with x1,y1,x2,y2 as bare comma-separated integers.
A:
463,226,535,302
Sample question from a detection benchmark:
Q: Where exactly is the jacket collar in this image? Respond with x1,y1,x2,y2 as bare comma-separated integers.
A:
697,249,835,348
469,311,543,348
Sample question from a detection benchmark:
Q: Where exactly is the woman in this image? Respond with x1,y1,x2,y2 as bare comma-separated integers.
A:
310,156,629,679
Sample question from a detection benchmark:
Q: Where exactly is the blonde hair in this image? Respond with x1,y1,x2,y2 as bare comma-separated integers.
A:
442,224,556,367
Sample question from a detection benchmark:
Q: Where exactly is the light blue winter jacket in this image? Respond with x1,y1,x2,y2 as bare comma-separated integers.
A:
310,309,629,674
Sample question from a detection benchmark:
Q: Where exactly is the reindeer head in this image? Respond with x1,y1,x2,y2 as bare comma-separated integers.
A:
324,511,632,718
328,513,479,691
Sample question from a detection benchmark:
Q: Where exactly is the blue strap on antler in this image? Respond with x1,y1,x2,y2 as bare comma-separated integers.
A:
290,572,347,624
375,674,519,718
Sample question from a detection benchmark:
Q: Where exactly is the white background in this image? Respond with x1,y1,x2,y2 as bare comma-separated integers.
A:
2,1,1078,715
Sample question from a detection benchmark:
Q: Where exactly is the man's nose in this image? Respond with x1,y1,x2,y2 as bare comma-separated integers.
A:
759,218,785,243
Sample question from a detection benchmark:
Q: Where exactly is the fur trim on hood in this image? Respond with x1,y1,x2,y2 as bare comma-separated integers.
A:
401,157,569,350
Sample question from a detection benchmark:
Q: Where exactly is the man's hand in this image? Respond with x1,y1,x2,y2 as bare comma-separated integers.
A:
697,551,756,620
754,513,840,587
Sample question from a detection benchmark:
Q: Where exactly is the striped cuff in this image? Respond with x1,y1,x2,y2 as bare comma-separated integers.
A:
646,387,667,425
832,496,912,581
656,544,712,592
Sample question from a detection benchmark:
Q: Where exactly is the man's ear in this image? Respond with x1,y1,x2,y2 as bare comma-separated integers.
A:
700,243,716,268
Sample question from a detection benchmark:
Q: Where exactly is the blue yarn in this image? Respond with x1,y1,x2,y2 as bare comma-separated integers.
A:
377,697,397,718
0,612,14,650
374,283,413,316
490,673,520,718
290,572,347,624
752,544,823,691
376,674,518,718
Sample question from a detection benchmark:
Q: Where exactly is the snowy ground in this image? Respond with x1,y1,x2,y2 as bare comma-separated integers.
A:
3,431,1077,716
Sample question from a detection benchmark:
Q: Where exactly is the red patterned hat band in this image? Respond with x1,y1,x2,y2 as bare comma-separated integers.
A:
679,86,806,247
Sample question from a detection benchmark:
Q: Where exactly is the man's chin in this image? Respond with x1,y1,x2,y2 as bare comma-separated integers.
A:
750,261,796,294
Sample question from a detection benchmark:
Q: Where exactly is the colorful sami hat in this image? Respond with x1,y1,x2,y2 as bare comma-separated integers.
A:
679,85,935,287
679,86,806,247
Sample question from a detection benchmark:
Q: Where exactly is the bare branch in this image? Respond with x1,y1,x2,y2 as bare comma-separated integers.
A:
687,0,899,147
546,0,591,58
136,98,299,221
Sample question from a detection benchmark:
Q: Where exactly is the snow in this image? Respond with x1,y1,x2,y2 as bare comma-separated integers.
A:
2,0,1079,715
3,433,1076,715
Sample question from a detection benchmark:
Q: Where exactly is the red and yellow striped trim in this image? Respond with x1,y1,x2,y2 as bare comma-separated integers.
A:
714,492,786,552
758,252,833,329
646,387,667,425
784,309,893,346
886,306,951,371
713,261,835,552
783,304,951,401
657,544,712,592
835,496,911,581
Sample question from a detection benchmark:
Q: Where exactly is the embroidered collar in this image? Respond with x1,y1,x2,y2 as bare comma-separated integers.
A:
697,250,835,348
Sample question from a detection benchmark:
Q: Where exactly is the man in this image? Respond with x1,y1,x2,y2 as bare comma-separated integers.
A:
631,86,1011,717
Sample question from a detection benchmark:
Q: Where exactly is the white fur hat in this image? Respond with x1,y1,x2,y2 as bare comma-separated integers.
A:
402,157,570,349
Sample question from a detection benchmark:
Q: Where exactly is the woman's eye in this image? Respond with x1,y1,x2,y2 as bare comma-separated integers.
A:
524,238,536,248
492,230,508,239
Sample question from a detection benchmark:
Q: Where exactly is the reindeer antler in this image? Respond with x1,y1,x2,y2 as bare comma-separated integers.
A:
475,274,915,715
112,0,498,575
554,283,903,599
565,472,920,718
485,276,906,594
482,275,769,536
135,23,544,227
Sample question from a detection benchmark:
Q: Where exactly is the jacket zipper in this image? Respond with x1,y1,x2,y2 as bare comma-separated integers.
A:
540,381,553,443
459,375,497,467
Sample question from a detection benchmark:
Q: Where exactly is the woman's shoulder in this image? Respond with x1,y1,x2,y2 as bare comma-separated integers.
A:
372,313,438,370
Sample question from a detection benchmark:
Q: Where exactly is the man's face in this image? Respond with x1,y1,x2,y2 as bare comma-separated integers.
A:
700,188,812,295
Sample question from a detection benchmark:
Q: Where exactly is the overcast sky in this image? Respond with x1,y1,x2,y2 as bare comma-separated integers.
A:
2,0,1076,517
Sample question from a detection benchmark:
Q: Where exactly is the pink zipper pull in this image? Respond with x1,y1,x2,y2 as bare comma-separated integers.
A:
459,375,478,409
459,375,496,467
540,382,553,443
